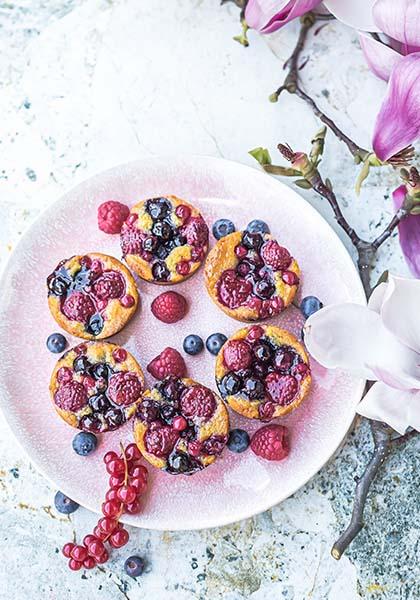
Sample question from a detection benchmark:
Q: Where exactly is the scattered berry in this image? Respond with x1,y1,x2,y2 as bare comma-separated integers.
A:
46,332,67,353
227,429,250,453
300,295,323,319
107,372,143,406
54,491,79,514
72,431,98,456
261,240,291,271
124,555,145,578
147,347,187,380
151,291,188,324
206,333,227,356
250,424,289,461
183,334,204,356
223,340,252,371
246,219,270,234
212,218,235,240
180,385,216,420
98,201,130,234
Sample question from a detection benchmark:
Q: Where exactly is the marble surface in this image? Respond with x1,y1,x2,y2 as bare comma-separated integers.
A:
0,1,418,598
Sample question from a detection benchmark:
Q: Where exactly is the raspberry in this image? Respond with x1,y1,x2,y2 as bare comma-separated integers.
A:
120,228,143,255
151,291,187,324
144,425,179,457
93,272,125,300
181,216,209,246
201,435,227,455
57,367,73,383
147,348,187,380
63,292,95,323
54,382,88,412
246,326,264,342
217,269,252,309
250,424,289,461
107,372,143,406
258,401,276,421
98,201,130,234
261,240,291,271
265,373,298,405
175,204,191,223
223,340,252,371
282,270,299,286
180,386,216,420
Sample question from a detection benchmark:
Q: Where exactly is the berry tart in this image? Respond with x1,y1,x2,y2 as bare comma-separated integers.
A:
50,342,145,433
120,196,209,284
133,377,229,475
215,325,311,421
47,253,138,340
205,230,300,321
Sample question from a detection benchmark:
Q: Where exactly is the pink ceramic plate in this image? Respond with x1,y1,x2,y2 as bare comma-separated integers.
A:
0,156,365,530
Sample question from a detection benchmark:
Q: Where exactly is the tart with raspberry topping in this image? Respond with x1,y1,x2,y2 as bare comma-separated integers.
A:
50,342,144,432
133,377,229,475
205,230,300,321
47,253,138,340
120,196,209,284
215,325,311,420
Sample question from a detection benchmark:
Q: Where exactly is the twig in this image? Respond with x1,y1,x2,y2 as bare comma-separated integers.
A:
372,207,409,250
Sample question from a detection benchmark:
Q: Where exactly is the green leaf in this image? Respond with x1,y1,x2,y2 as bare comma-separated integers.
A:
355,159,371,196
263,165,301,176
249,147,272,166
294,179,312,189
410,205,420,215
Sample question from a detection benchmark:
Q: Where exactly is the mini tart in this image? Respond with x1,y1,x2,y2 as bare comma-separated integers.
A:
120,196,209,284
215,325,311,421
47,253,139,340
133,377,229,475
50,341,144,433
205,230,300,322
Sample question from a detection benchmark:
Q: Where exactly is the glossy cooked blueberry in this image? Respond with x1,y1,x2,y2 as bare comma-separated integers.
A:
212,219,236,240
253,342,273,362
54,491,79,514
105,408,125,428
152,261,170,281
242,231,263,250
173,234,187,246
152,220,172,240
72,268,91,291
254,279,275,299
159,377,184,402
227,428,250,453
80,414,102,432
236,260,253,277
155,244,169,259
166,450,202,475
221,372,242,395
90,362,109,380
143,236,158,252
243,376,265,399
73,355,91,374
72,431,98,456
146,198,170,220
160,403,177,422
46,332,67,354
183,334,204,356
48,275,69,296
246,219,270,234
206,333,228,355
300,296,323,319
89,394,110,412
86,313,104,336
124,555,145,578
136,399,160,422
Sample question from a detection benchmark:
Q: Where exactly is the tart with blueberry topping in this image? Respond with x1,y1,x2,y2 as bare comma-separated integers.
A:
120,196,209,284
50,342,144,433
215,325,311,421
205,230,300,321
47,253,138,340
133,377,229,475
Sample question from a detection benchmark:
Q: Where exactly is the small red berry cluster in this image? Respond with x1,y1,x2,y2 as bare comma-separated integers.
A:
62,443,148,571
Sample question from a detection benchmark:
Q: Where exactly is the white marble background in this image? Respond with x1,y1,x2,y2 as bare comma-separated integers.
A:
0,1,418,599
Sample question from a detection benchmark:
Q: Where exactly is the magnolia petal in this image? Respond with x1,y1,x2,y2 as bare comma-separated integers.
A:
373,52,420,161
373,0,420,48
304,303,420,389
322,0,379,32
359,33,401,81
367,281,388,313
245,0,323,34
393,185,420,278
357,381,420,434
380,275,420,354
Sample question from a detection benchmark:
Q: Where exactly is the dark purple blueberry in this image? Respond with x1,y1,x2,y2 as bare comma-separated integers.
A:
253,342,273,363
73,355,91,374
242,231,263,250
212,219,236,240
152,261,169,281
166,451,202,475
80,415,102,432
183,334,204,356
254,362,269,378
136,399,160,423
86,313,104,336
206,333,227,356
274,348,294,372
227,429,250,453
89,394,110,412
236,261,253,278
254,279,275,299
105,408,125,428
90,362,109,380
159,377,184,403
247,250,264,267
54,491,79,514
152,220,172,240
202,435,227,456
46,332,67,354
48,275,69,296
72,431,97,456
300,296,323,319
143,236,158,252
243,376,265,400
155,244,170,260
220,373,242,395
124,555,145,578
72,268,91,292
173,234,187,247
146,198,170,220
160,403,177,423
246,219,270,234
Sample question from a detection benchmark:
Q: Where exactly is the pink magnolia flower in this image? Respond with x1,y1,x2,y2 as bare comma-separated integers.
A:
393,185,420,278
304,275,420,434
245,0,323,34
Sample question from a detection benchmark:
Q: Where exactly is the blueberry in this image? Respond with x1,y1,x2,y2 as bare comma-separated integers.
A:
46,332,67,354
152,220,172,240
89,394,110,412
212,219,235,240
152,261,169,281
155,244,169,259
146,198,170,220
54,491,79,514
86,313,104,336
124,555,145,578
253,342,273,363
246,219,270,234
72,431,98,456
243,376,265,399
253,279,275,299
73,355,91,374
105,408,125,428
206,333,227,355
47,275,69,296
143,236,158,252
90,362,109,380
242,231,263,250
183,334,204,356
227,429,250,453
300,296,323,319
220,372,242,395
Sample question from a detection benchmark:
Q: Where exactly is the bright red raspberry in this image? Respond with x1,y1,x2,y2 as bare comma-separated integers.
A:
223,339,252,371
180,386,216,420
250,424,289,461
120,228,143,255
181,216,209,247
62,292,95,323
175,204,191,223
265,373,298,405
98,201,130,234
216,269,252,309
54,381,88,411
261,241,291,271
144,425,179,457
151,291,188,324
258,401,276,421
107,372,143,406
147,348,187,380
93,272,125,300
